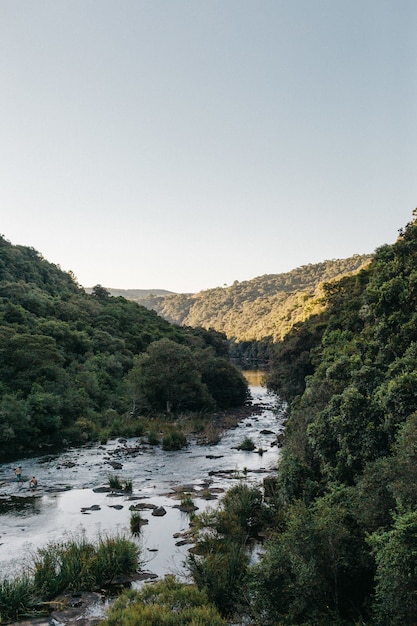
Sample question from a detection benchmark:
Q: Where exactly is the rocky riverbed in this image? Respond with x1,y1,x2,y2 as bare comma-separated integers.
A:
1,382,284,625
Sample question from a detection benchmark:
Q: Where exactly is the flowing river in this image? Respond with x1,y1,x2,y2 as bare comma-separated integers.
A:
0,373,284,585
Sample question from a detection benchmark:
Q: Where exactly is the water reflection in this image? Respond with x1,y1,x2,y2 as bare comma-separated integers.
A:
242,369,266,387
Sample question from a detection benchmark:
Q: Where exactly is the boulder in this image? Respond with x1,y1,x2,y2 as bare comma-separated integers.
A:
152,506,167,517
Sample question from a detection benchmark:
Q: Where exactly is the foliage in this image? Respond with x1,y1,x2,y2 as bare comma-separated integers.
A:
0,532,138,623
102,575,227,626
0,575,38,624
188,484,267,616
136,256,371,346
0,235,248,460
237,436,256,451
253,210,417,624
162,428,188,450
250,488,372,625
32,533,138,598
369,511,417,625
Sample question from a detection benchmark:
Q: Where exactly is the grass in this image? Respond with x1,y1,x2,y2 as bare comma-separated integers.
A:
123,479,133,494
147,430,160,446
237,436,256,451
0,533,139,623
162,429,188,451
0,575,39,624
33,533,138,598
130,511,144,536
179,494,198,514
107,474,133,493
108,474,123,490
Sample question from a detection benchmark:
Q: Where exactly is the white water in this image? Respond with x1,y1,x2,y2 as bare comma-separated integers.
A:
0,383,284,581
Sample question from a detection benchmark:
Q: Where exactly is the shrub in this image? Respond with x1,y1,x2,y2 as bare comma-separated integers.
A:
188,540,249,617
162,429,188,451
147,430,160,445
102,576,227,625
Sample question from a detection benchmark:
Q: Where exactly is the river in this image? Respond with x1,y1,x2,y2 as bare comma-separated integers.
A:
0,374,284,584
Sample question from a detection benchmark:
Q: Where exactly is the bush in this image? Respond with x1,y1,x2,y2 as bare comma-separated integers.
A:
147,430,160,445
188,540,249,617
162,429,188,451
102,576,227,625
221,483,266,538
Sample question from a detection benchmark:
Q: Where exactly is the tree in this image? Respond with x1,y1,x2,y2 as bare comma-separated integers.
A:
129,338,214,413
369,511,417,625
91,284,110,299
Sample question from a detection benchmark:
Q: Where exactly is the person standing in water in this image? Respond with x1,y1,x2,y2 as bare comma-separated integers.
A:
14,466,22,482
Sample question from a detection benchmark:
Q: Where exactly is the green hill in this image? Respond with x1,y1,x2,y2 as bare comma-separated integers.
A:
137,255,372,343
0,235,247,461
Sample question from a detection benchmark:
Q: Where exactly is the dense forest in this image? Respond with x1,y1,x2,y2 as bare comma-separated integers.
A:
251,211,417,624
130,255,372,345
0,235,248,461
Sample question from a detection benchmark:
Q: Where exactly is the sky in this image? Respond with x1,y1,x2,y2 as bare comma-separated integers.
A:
1,1,416,293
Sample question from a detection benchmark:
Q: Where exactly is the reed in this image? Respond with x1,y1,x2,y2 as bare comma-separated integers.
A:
237,436,256,451
130,511,144,536
0,575,39,623
32,533,139,599
107,473,123,490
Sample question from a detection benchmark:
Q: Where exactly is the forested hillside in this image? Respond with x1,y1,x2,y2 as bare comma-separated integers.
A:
253,211,417,624
138,255,372,342
0,236,247,461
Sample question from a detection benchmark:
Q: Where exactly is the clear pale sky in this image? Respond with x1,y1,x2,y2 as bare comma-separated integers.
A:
1,1,416,293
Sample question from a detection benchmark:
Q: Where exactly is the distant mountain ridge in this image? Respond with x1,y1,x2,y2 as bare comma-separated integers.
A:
108,255,373,343
85,287,176,299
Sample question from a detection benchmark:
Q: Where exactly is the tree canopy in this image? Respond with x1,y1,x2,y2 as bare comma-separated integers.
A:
255,211,417,624
0,235,248,460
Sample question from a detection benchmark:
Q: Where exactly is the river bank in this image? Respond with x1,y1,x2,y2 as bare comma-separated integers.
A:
1,382,283,625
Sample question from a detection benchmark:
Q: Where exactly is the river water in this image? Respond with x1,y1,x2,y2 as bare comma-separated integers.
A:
0,374,284,583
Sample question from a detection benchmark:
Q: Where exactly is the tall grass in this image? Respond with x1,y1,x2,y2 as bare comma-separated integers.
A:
0,531,140,622
0,575,38,624
107,474,133,492
33,533,139,598
237,436,256,451
130,511,144,535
